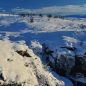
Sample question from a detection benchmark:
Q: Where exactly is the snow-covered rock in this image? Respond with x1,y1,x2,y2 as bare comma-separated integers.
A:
0,39,64,86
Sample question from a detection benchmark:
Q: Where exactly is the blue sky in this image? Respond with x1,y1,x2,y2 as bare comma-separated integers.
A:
0,0,86,9
0,0,86,15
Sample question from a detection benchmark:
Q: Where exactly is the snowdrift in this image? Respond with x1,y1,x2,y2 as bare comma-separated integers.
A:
0,39,64,86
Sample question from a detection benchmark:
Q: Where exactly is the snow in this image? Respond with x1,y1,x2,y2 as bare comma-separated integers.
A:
30,40,42,54
0,13,18,17
76,77,86,83
0,13,86,86
24,16,86,32
63,36,79,43
0,39,39,86
52,72,73,86
0,39,64,86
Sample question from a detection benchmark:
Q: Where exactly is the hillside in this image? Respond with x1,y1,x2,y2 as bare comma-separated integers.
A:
0,13,86,86
0,39,66,86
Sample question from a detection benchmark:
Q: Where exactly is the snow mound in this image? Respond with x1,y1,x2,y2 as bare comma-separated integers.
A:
0,13,18,17
0,39,64,86
63,36,79,43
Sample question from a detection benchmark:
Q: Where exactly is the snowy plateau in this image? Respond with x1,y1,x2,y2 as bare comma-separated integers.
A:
0,13,86,86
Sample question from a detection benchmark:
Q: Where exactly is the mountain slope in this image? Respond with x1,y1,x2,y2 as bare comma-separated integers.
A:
0,39,65,86
0,13,86,86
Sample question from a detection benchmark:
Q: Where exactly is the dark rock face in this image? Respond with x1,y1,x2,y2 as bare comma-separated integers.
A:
16,50,31,57
60,46,77,52
42,43,86,86
70,55,86,76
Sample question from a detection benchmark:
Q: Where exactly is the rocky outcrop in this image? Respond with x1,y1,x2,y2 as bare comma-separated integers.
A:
0,40,64,86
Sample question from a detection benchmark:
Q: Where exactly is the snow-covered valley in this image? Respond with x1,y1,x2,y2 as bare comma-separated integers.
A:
0,13,86,86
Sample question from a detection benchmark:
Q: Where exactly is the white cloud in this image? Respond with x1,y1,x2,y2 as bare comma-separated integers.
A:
13,4,86,15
